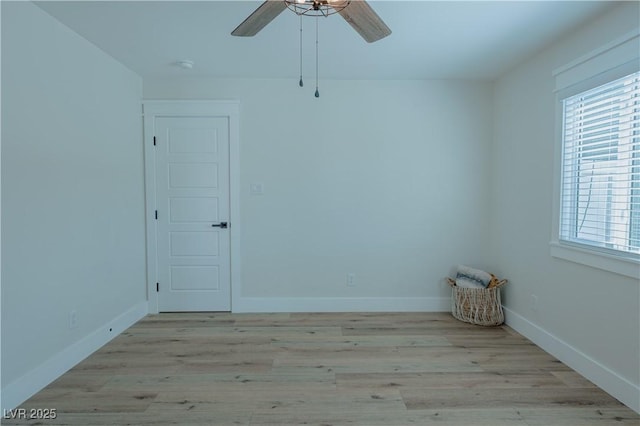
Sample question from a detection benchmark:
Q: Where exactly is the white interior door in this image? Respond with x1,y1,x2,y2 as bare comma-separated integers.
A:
154,116,231,311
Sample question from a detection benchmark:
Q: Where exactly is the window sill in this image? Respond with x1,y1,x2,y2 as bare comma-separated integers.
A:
549,241,639,279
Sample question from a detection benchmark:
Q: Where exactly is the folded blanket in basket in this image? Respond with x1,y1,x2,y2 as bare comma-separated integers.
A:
455,265,492,289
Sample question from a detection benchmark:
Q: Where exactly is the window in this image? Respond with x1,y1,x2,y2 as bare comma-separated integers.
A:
559,70,640,257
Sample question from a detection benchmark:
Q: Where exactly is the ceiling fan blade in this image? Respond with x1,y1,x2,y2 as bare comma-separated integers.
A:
338,0,391,43
231,0,287,37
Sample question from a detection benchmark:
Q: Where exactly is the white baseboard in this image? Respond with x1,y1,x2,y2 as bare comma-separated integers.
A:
233,296,450,313
1,301,148,412
504,307,640,414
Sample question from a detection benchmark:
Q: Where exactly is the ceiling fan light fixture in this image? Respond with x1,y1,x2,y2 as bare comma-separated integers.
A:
284,0,350,17
231,0,391,97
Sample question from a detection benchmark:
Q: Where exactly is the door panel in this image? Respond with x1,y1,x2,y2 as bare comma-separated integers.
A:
155,116,231,311
169,232,219,256
169,163,218,188
169,197,218,223
171,266,220,291
167,127,218,154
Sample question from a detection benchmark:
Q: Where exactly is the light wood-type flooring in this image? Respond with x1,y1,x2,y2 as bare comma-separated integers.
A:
6,312,639,425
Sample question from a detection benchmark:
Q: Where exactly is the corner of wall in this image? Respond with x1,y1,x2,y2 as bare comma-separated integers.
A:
1,302,148,412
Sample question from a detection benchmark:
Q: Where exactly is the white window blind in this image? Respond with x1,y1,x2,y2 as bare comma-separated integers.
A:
560,70,640,256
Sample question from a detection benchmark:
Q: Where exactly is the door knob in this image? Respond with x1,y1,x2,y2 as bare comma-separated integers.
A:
211,222,228,229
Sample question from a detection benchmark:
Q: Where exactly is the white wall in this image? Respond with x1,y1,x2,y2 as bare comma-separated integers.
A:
144,78,494,311
1,2,147,408
491,2,639,412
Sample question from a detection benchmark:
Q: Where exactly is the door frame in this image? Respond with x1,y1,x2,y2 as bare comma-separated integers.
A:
142,100,241,314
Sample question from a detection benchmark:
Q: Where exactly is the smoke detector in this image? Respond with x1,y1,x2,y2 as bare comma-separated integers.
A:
175,60,194,70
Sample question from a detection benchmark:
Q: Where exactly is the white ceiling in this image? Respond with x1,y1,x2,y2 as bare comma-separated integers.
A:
35,1,615,81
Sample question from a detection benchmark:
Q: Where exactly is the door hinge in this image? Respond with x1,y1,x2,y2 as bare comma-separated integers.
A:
153,136,156,146
156,282,159,292
155,210,158,220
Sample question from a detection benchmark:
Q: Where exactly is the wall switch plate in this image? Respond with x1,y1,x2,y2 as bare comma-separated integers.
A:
250,183,264,195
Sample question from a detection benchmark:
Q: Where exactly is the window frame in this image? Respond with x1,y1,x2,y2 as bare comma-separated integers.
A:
550,32,640,279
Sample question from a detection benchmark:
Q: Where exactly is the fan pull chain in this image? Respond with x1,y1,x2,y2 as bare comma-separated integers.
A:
299,15,304,87
314,17,319,98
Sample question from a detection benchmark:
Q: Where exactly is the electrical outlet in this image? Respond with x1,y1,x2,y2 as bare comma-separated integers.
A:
69,310,78,330
347,273,356,287
531,295,539,312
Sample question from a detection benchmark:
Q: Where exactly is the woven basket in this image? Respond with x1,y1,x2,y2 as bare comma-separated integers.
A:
446,276,507,326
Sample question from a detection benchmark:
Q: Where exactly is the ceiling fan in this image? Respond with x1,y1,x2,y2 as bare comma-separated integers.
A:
231,0,391,43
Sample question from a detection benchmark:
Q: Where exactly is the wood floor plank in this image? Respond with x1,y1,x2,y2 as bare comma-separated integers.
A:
341,325,512,336
551,370,599,388
517,407,640,425
404,408,530,426
2,411,249,426
38,373,112,393
19,389,158,413
150,388,402,408
250,408,529,426
336,371,569,390
270,334,451,349
401,387,627,410
121,325,343,338
102,372,336,392
272,357,484,374
4,312,638,426
175,359,274,374
445,334,537,348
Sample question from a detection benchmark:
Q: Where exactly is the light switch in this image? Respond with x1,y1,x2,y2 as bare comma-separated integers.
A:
250,183,264,195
